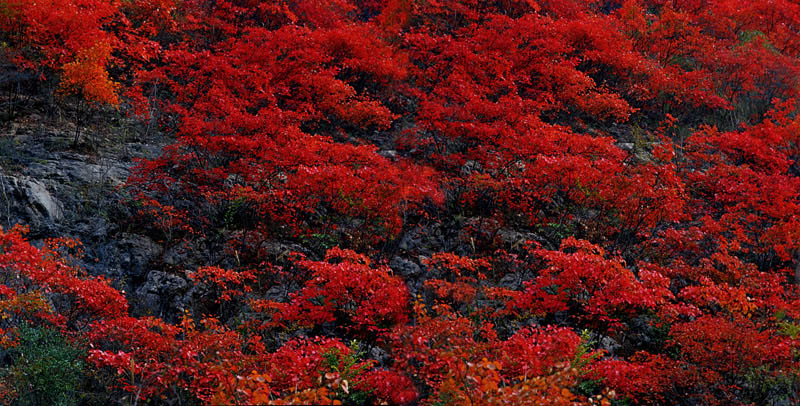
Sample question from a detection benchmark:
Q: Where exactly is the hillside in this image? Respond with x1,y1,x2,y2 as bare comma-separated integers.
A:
1,1,800,405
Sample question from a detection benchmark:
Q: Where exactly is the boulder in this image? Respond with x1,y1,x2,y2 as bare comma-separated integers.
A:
0,174,64,235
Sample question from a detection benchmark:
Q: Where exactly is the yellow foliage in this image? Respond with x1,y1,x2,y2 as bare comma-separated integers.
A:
58,41,120,106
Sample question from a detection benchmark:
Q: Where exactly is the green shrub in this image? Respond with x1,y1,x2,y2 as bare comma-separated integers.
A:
1,324,86,406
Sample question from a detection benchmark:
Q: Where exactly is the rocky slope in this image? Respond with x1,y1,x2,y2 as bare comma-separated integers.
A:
0,112,193,320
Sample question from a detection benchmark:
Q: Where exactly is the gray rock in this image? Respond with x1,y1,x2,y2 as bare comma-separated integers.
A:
460,160,481,176
397,231,422,252
617,142,635,151
498,272,524,290
118,234,163,279
405,279,424,297
163,241,192,267
599,336,621,354
378,149,397,159
13,133,31,144
24,178,64,220
265,284,290,302
389,256,422,277
634,150,654,163
260,240,308,259
0,175,64,221
66,161,129,186
496,228,540,250
134,270,189,318
369,346,391,365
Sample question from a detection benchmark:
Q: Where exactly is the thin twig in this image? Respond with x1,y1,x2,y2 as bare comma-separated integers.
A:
0,167,11,227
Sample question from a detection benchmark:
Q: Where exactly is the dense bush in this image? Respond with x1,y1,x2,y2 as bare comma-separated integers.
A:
0,324,86,406
2,0,800,405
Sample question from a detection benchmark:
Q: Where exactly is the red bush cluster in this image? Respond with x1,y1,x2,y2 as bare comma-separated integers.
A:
3,0,800,404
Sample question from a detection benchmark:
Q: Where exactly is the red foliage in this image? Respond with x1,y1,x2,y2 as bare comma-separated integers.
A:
0,226,127,323
358,369,418,405
509,238,672,330
501,326,582,378
4,0,800,404
259,248,409,335
0,0,176,104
